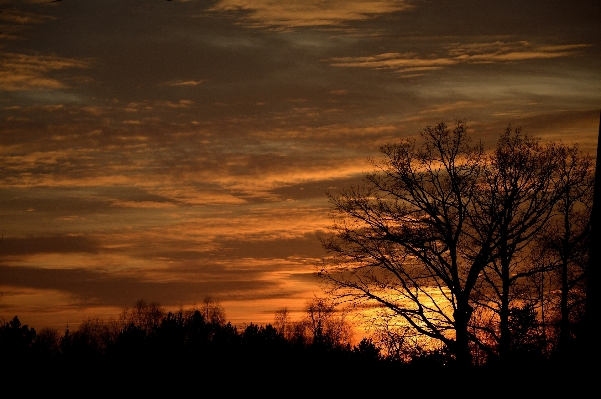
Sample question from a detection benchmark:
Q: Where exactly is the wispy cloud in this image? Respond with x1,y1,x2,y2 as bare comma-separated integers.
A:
0,52,90,91
0,6,55,28
209,0,412,29
158,100,194,108
328,41,590,74
165,80,206,86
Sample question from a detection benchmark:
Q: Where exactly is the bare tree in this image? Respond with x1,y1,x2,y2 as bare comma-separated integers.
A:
369,311,434,362
120,299,165,333
471,128,571,359
532,143,593,357
34,327,61,356
303,297,352,347
274,307,292,340
321,121,489,366
321,121,584,365
584,113,601,359
202,296,226,325
68,317,119,355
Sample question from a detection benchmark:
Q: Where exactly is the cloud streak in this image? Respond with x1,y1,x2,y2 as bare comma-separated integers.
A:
208,0,412,29
0,52,90,91
328,42,590,74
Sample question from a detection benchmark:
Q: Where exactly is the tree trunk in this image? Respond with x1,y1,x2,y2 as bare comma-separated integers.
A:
585,111,601,358
498,221,511,360
558,227,571,355
454,298,473,367
499,257,511,359
558,192,572,357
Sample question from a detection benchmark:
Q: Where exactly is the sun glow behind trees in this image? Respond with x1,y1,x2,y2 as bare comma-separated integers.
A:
321,121,594,364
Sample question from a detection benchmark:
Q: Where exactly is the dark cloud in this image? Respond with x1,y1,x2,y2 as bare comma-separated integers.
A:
0,235,99,256
271,176,368,201
0,264,278,308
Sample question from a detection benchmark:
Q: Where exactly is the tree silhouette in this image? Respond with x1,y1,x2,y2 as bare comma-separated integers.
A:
0,316,36,357
471,128,578,360
274,307,293,340
584,112,601,360
320,121,590,365
303,297,352,348
321,121,488,366
352,337,381,361
120,299,165,333
202,296,226,325
529,143,593,358
32,327,61,357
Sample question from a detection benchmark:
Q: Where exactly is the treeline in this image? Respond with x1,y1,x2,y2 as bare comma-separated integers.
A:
1,297,589,368
0,300,589,393
0,299,383,367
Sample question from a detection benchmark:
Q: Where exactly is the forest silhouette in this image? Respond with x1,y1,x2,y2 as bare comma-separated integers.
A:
0,297,590,393
1,119,598,391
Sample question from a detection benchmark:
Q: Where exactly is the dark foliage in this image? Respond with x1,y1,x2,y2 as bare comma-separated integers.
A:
0,307,592,396
0,316,36,358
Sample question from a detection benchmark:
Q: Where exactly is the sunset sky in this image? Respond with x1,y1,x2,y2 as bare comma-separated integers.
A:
1,0,600,332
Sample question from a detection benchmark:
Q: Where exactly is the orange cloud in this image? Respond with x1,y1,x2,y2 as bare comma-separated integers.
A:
158,100,194,108
328,42,590,74
208,0,412,29
166,80,206,86
0,52,90,91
